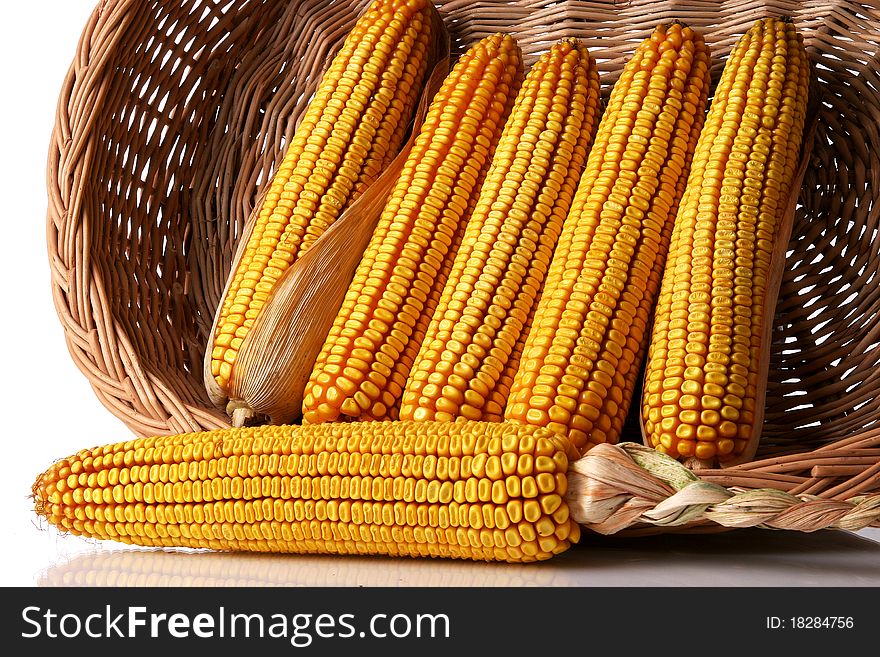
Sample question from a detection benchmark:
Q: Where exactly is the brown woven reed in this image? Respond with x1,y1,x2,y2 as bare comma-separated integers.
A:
46,0,880,535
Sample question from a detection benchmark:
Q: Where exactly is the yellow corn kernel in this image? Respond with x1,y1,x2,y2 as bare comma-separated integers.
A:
642,17,810,465
32,421,579,563
505,22,713,456
302,33,524,423
399,39,601,424
210,0,435,393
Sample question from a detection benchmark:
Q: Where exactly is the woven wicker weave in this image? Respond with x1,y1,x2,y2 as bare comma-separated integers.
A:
46,0,880,535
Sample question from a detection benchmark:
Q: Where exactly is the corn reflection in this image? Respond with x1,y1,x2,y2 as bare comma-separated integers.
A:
37,530,880,587
38,548,581,588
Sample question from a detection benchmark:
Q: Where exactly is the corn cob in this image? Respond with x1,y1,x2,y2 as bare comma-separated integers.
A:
399,40,601,424
301,34,524,424
642,18,811,465
32,421,579,563
208,0,435,403
504,23,712,456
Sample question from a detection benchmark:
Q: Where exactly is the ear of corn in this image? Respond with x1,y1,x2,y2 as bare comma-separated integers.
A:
504,23,712,456
641,18,811,466
32,421,579,563
399,39,601,424
207,0,435,411
301,33,525,424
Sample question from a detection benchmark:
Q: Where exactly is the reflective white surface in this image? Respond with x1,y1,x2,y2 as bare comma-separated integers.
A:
31,528,880,588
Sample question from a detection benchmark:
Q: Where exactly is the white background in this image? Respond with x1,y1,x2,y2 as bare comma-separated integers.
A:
1,1,138,587
0,1,877,588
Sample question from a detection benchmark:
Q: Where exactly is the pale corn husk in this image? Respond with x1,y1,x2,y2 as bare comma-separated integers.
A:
564,442,880,534
203,9,451,427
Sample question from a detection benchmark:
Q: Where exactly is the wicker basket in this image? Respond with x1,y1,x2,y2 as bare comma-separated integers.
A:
46,0,880,535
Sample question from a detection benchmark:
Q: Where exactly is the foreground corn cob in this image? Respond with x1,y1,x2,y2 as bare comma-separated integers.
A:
399,39,601,423
504,23,712,456
642,18,811,465
206,0,435,414
32,421,579,563
301,34,524,424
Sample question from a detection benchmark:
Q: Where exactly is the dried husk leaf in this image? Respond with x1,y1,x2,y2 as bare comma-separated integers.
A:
204,9,451,426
